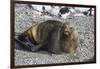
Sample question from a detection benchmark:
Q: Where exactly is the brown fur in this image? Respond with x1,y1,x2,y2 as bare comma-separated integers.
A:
17,20,80,54
60,23,80,53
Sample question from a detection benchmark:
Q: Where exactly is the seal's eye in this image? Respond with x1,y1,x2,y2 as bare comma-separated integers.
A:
70,27,74,32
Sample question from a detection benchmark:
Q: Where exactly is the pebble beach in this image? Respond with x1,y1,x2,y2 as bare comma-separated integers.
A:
14,4,95,65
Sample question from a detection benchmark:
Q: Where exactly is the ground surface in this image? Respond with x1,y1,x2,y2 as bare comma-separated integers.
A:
14,4,95,65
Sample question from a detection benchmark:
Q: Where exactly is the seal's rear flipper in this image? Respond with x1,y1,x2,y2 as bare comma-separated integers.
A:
15,36,39,52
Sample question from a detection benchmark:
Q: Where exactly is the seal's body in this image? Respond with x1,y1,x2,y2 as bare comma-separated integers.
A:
17,20,80,54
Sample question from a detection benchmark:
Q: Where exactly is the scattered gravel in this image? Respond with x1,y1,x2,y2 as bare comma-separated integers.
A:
14,4,95,65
